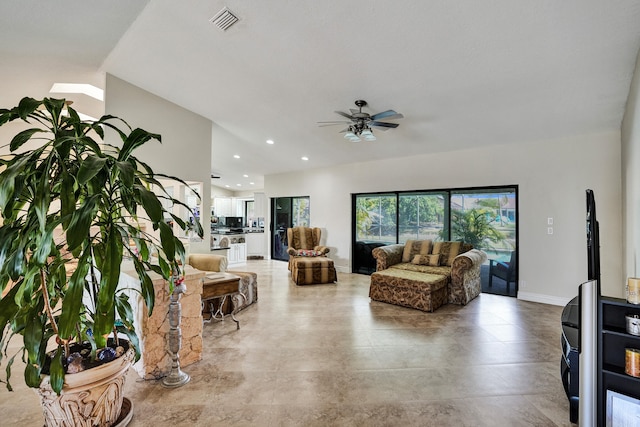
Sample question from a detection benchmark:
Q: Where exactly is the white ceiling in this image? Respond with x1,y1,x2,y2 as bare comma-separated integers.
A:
2,1,640,191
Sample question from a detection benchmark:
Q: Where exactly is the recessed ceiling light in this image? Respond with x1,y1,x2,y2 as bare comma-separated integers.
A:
225,185,230,188
50,83,104,101
266,139,274,145
233,154,240,159
236,184,242,187
243,174,249,178
301,156,309,161
249,182,255,185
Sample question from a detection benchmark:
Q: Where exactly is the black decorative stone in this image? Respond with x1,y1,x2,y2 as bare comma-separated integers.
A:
98,347,116,363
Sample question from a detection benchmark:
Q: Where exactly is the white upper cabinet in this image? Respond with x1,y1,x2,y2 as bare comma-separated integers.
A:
214,197,232,217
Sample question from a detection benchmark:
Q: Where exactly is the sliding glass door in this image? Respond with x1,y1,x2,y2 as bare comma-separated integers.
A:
449,190,516,257
398,192,447,242
352,186,518,296
353,194,396,273
450,189,517,296
355,194,397,243
271,196,310,261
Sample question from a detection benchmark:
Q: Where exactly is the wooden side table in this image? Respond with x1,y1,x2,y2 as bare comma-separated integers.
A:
201,272,243,329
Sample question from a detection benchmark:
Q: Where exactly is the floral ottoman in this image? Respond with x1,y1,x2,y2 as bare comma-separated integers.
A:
369,269,448,312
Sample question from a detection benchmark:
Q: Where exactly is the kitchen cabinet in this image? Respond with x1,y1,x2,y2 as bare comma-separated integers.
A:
211,233,246,265
228,242,246,265
213,197,250,218
246,233,265,259
214,198,232,217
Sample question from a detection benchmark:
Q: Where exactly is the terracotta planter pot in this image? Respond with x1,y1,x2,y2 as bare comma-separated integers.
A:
36,346,135,427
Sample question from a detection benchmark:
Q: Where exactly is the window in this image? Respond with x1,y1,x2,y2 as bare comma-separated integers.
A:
398,192,446,243
292,197,310,227
244,200,254,226
355,194,397,243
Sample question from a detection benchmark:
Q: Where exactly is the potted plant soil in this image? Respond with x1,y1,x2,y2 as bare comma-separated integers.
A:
0,97,203,426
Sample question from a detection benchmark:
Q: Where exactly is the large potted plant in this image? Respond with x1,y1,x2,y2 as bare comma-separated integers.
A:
0,97,203,426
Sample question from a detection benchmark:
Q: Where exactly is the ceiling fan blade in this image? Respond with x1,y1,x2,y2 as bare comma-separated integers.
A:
318,120,351,124
318,123,348,127
338,128,350,133
370,121,400,129
334,110,354,119
349,109,360,115
370,110,403,121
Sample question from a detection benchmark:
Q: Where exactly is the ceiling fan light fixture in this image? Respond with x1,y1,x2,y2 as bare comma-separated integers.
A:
361,128,376,141
320,100,402,142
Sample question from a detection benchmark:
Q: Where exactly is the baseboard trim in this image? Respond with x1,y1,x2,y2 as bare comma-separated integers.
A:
517,291,573,307
335,265,350,274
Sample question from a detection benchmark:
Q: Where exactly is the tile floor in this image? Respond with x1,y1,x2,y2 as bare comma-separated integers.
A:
1,260,575,426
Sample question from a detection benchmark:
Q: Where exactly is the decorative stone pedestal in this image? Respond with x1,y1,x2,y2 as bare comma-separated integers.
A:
130,266,205,380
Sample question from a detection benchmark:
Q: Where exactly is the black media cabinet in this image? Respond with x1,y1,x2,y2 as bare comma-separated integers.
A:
598,297,640,425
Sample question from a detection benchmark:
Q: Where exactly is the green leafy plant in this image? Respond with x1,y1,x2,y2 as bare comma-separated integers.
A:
0,97,203,394
445,208,504,250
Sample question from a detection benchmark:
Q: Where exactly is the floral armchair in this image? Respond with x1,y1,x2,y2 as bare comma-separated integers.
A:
286,227,330,270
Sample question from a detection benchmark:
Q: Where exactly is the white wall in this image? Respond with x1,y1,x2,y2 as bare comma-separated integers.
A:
622,48,640,290
266,132,623,304
105,74,213,254
211,186,234,198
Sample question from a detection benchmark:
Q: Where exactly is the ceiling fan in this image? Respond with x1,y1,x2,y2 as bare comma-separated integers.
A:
318,100,403,142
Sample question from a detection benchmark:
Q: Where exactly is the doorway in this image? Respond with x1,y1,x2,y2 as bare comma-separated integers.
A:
271,196,310,261
451,188,517,297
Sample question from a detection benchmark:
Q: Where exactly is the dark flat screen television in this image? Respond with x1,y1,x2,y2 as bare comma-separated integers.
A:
560,189,602,424
586,189,600,284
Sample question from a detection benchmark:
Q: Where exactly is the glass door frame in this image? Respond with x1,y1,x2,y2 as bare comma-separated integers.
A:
352,185,518,296
270,196,310,261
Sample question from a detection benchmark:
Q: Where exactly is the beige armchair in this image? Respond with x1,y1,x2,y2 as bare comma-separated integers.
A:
187,253,257,314
188,253,228,273
286,227,330,270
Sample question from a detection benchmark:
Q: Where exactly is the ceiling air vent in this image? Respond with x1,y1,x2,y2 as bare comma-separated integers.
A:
209,7,239,31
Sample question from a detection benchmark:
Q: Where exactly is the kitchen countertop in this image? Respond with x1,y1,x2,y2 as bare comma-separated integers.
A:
212,229,264,235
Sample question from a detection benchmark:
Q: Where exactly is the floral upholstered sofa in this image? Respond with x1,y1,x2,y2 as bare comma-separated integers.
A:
370,240,487,311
